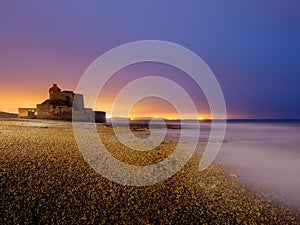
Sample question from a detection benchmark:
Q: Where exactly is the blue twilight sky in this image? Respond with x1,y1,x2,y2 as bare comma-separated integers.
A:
0,1,300,118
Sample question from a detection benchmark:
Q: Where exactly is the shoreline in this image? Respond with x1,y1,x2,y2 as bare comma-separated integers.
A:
213,122,300,211
1,118,299,223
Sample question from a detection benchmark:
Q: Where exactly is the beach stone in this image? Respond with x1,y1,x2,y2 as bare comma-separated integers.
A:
0,119,299,224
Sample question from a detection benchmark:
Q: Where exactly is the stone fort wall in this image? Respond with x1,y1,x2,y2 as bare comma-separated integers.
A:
18,108,36,118
36,103,72,120
18,84,106,123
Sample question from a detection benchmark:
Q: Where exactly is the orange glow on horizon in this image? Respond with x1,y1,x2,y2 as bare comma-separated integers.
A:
1,82,215,119
97,93,213,119
0,94,47,113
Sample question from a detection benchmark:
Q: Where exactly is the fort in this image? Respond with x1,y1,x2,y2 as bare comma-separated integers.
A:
18,84,106,123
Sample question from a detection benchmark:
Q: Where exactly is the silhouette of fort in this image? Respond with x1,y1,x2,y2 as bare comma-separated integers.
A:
18,84,106,123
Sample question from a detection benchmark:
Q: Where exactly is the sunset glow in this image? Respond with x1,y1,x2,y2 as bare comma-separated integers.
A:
1,2,300,224
1,1,299,119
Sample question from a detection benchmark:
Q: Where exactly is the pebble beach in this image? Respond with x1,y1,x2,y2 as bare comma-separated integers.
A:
0,118,299,224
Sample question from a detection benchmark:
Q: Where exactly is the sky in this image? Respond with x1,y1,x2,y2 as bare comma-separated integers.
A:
0,1,300,118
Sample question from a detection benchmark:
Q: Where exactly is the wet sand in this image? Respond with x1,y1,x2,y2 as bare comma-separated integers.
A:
0,119,299,224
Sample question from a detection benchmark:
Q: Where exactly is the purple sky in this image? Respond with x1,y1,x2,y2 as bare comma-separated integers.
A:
1,1,300,118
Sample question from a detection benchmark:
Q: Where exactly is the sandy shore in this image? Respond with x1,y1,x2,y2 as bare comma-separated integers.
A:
0,119,299,224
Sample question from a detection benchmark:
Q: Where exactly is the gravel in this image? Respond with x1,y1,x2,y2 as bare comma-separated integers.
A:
0,119,299,224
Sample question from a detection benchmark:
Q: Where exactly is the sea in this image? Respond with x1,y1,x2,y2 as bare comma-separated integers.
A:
110,118,300,209
215,119,300,209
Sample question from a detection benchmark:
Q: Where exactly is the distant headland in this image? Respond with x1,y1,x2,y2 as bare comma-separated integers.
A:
0,111,18,118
